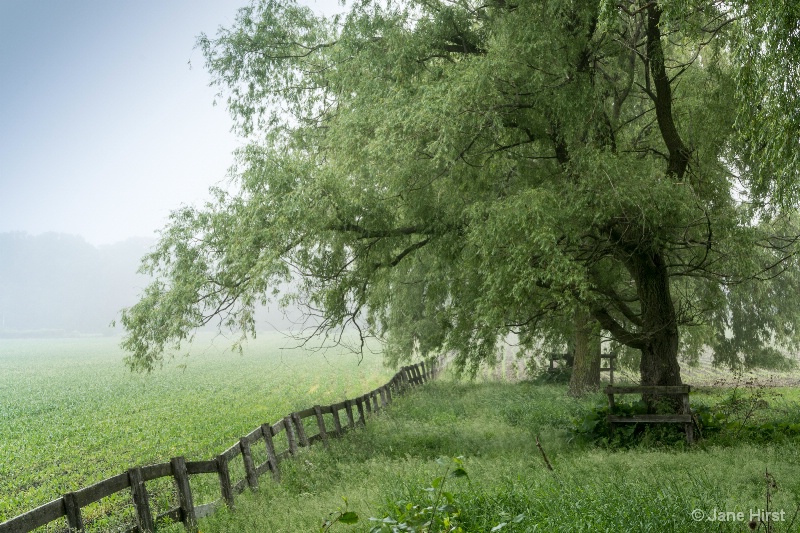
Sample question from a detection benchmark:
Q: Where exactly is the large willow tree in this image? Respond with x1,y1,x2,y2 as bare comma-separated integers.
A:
121,0,800,391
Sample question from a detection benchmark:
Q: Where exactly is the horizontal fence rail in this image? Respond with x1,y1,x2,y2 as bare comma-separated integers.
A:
0,359,441,533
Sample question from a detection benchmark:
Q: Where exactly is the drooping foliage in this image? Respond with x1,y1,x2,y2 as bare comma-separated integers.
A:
121,0,800,380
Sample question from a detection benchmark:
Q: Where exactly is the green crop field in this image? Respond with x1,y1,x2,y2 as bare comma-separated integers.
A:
0,333,392,529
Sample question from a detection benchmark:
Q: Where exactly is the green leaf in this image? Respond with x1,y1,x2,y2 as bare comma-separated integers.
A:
450,467,469,478
339,511,359,524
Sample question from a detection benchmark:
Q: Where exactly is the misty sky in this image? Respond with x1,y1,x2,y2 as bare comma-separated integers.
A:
0,0,342,247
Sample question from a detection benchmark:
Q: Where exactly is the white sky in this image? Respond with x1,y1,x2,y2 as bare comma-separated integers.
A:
0,0,343,247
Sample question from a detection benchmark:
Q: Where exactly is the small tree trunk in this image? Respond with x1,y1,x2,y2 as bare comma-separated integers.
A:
569,309,601,396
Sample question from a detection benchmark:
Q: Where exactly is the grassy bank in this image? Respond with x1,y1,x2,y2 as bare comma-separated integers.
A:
196,379,800,532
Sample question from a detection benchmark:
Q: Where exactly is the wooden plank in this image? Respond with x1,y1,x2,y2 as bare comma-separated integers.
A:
186,460,218,475
240,437,259,489
319,404,334,415
128,467,154,533
608,414,692,423
314,405,329,446
194,501,219,519
420,361,428,382
74,472,130,506
63,492,84,533
296,406,317,419
170,456,197,530
244,425,264,444
233,479,247,495
141,462,172,482
223,442,242,462
254,461,271,478
261,423,280,481
292,412,310,447
344,400,356,429
271,418,286,436
155,508,182,524
0,498,66,533
605,385,691,395
215,454,235,509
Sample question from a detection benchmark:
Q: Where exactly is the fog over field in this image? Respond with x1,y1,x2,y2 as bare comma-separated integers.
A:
0,232,298,336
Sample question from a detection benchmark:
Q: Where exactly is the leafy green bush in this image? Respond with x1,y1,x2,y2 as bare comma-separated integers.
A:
323,457,526,533
571,400,688,447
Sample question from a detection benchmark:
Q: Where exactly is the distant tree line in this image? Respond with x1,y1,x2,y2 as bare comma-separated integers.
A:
0,233,155,336
0,232,302,338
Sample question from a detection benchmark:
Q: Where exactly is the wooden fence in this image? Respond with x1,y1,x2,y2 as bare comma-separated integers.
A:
0,360,440,533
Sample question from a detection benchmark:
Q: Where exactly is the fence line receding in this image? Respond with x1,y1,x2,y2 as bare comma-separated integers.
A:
0,359,440,533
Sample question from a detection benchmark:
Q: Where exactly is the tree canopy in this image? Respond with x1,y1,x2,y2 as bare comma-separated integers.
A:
121,0,800,383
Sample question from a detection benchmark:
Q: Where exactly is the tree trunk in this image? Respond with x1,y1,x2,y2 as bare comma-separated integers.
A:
569,309,601,396
629,250,682,386
628,249,683,410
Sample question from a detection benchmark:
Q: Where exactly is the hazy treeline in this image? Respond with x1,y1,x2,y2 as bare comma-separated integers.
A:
0,232,154,336
0,232,301,338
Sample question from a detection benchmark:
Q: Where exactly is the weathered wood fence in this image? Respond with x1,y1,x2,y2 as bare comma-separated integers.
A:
0,360,440,533
547,352,616,384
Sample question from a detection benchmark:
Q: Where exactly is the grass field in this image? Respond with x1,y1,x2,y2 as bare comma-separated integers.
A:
0,333,392,529
5,338,800,532
196,379,800,532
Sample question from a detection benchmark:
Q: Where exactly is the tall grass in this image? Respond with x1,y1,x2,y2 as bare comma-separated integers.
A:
197,379,800,532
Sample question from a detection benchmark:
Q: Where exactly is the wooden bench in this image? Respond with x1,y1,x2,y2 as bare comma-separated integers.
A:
606,385,694,444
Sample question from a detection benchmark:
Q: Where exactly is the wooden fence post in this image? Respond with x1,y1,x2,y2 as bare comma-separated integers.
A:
239,437,259,489
261,424,280,481
380,386,388,408
344,400,356,429
63,492,84,533
404,366,414,387
170,456,197,531
385,384,393,405
313,405,329,446
215,454,235,509
331,408,343,437
363,393,373,415
369,391,379,413
283,416,298,455
128,467,154,533
355,396,366,426
420,361,428,382
292,412,310,447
